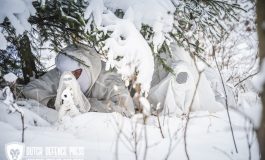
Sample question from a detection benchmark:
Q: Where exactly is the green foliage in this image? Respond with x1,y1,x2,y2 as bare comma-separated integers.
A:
0,20,44,82
29,0,89,52
0,46,21,76
0,0,246,82
170,0,243,53
0,0,91,81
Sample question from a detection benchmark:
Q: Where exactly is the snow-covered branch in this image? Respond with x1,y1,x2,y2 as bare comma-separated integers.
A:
0,0,36,49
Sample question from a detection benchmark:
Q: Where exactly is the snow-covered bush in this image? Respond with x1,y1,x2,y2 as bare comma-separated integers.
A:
83,0,245,93
0,0,35,49
199,0,258,98
0,0,255,96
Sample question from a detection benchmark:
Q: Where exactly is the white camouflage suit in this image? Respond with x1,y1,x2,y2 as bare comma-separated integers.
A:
148,44,228,116
22,44,135,116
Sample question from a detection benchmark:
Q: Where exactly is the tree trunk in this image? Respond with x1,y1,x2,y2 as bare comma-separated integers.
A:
18,34,37,84
257,0,265,159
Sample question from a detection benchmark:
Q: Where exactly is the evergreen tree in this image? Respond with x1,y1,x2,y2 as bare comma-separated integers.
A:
0,0,249,85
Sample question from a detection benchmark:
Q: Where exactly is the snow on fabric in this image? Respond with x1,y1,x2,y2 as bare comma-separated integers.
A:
0,0,35,49
55,54,80,73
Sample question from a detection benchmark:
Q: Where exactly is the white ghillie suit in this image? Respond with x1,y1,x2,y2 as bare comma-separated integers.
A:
22,44,135,117
148,43,226,116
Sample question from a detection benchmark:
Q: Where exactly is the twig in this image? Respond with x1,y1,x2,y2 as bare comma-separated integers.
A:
183,75,201,160
20,111,25,143
213,146,234,160
115,119,123,160
4,86,25,143
112,116,134,152
244,120,253,160
112,115,143,160
157,110,165,138
12,103,25,143
166,125,185,158
133,121,139,160
164,117,175,160
193,52,212,68
184,57,202,160
234,72,259,87
142,115,148,160
213,46,238,153
229,106,257,132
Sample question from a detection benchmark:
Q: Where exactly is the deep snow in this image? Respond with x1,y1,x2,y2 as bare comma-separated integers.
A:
0,95,261,160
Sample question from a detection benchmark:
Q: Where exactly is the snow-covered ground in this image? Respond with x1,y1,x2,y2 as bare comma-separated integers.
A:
0,95,260,160
0,0,261,159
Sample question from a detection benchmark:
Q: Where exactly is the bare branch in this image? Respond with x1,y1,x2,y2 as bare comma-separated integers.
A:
11,103,25,143
213,146,234,160
156,110,164,139
184,56,202,160
213,46,238,153
143,115,149,160
234,72,259,87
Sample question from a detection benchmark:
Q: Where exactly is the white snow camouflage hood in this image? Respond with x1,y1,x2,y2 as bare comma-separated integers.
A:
56,44,101,95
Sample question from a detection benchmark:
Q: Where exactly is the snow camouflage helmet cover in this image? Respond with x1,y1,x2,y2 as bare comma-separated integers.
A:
55,44,102,94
